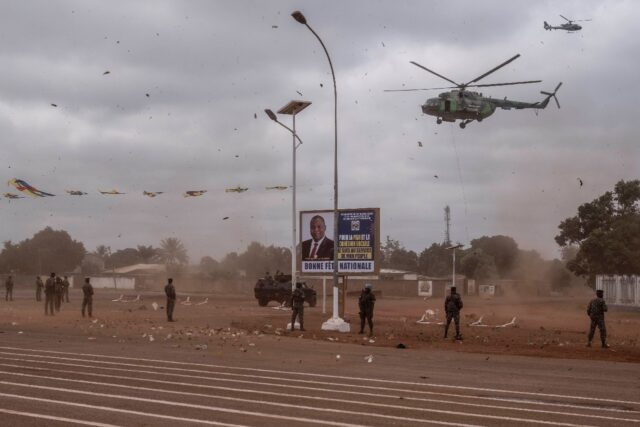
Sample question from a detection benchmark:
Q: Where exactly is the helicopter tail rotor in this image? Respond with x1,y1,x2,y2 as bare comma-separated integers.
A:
540,82,562,109
544,21,551,30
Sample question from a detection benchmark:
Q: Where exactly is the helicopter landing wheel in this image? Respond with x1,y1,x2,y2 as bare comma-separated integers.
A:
459,122,466,129
477,117,483,122
436,118,442,124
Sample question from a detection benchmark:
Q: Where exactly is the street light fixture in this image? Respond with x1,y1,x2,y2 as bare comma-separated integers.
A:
291,10,348,332
264,101,311,292
446,244,464,291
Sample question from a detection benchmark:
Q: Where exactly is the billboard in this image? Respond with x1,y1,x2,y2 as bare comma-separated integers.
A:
299,208,380,275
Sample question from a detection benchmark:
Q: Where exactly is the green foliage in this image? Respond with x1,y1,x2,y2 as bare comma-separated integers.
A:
0,227,85,274
418,243,451,277
158,237,189,267
380,236,418,271
468,235,518,276
199,242,291,279
459,248,498,281
546,259,572,290
556,180,640,276
136,245,158,263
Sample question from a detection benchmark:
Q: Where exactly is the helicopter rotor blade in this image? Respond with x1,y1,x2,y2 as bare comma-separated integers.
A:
573,19,592,22
464,54,521,86
384,86,456,92
409,61,460,87
468,80,542,88
559,14,572,23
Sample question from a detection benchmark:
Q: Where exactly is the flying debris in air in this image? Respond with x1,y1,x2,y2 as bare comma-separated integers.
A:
417,141,423,147
266,186,289,190
103,70,111,75
8,178,55,197
296,90,303,96
272,25,278,29
184,190,207,197
143,191,164,198
225,186,249,193
578,178,583,187
223,216,230,220
51,103,58,107
3,193,24,199
66,190,88,196
433,175,439,179
99,189,126,195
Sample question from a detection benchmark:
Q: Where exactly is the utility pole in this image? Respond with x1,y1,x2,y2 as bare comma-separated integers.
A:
444,205,451,246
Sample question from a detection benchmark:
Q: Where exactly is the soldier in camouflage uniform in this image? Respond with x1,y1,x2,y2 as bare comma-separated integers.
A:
165,278,176,322
444,286,464,340
358,283,376,336
54,276,63,312
5,275,14,301
44,273,56,316
290,282,305,331
587,289,609,348
81,277,94,318
36,276,44,302
62,276,71,303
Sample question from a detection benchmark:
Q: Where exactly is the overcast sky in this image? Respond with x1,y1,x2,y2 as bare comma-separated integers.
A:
1,0,638,262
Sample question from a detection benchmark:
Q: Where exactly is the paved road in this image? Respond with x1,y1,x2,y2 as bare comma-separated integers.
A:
0,333,638,426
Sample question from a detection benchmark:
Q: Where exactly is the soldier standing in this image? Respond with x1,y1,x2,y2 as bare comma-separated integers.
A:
54,276,63,312
81,277,94,318
5,275,14,301
62,276,71,303
358,283,376,336
444,286,464,340
44,273,56,316
290,282,305,331
587,289,609,348
36,276,44,302
164,278,176,322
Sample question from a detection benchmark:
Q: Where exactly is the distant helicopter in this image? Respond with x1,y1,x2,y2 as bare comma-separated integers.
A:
544,15,591,32
385,54,562,128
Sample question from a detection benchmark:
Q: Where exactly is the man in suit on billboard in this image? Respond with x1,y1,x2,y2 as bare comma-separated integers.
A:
302,215,334,260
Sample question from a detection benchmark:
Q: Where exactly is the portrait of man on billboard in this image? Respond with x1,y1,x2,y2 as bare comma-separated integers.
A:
301,214,334,260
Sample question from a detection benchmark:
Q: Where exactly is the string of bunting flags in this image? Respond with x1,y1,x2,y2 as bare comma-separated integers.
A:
3,178,290,200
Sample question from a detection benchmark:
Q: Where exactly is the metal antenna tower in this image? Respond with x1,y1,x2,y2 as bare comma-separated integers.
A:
444,205,451,246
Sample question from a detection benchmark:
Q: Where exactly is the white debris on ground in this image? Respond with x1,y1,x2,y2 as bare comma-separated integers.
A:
469,316,518,328
416,309,443,324
364,355,374,363
273,301,291,311
181,296,192,306
151,302,159,311
196,297,209,305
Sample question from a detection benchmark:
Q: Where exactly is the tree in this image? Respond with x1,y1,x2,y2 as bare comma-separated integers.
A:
417,243,451,277
468,235,519,276
93,245,111,260
546,259,572,291
107,248,142,268
136,245,158,263
158,238,189,267
556,180,640,277
0,227,85,274
380,236,418,271
459,249,498,281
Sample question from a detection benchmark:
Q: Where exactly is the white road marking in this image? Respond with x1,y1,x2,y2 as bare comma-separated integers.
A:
2,345,636,407
0,408,120,427
0,392,250,427
2,360,638,424
0,374,599,427
2,350,636,416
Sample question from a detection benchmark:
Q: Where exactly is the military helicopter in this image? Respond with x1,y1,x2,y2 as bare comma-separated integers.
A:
385,54,562,128
544,15,591,32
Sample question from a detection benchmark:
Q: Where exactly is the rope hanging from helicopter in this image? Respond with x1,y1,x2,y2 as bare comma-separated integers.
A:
449,123,470,243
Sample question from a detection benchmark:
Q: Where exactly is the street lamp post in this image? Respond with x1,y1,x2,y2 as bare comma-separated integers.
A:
292,10,349,332
447,244,464,290
265,101,311,292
